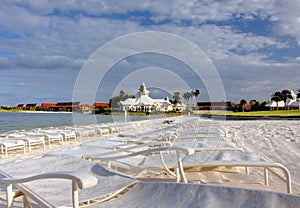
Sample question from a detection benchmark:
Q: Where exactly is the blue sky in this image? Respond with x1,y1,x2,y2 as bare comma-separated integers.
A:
0,0,299,106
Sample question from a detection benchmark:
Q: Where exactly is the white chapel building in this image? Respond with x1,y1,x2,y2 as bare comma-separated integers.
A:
119,83,173,112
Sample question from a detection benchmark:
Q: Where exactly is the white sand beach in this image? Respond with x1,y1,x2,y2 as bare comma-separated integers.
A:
0,118,299,207
224,120,300,194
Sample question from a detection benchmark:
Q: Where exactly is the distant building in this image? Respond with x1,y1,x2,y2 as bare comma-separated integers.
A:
56,102,83,111
17,104,26,109
15,101,86,112
39,102,84,111
25,103,38,110
94,102,109,109
197,101,231,110
41,102,57,108
119,83,173,112
93,102,109,113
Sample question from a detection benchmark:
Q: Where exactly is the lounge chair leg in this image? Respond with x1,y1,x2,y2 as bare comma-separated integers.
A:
176,168,180,183
159,152,176,178
23,195,30,208
6,184,14,208
264,168,269,186
28,142,31,151
107,161,111,169
245,166,249,175
72,181,79,208
176,151,188,183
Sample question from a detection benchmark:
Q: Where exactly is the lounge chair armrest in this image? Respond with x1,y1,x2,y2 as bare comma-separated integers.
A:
0,171,98,189
168,146,195,156
0,171,98,208
88,146,195,161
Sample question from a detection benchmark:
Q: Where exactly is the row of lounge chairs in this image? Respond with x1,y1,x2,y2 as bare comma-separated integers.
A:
0,116,299,207
0,122,123,158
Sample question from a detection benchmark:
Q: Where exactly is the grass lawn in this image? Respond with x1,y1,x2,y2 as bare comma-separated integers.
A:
193,110,300,117
0,109,22,113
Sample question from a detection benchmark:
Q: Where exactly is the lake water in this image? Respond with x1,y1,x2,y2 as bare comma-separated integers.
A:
0,112,163,134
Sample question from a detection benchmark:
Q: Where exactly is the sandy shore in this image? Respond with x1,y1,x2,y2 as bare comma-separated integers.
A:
0,119,299,207
224,120,300,194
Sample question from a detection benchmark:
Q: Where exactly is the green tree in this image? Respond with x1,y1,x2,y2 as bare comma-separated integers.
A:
119,90,127,101
249,100,257,111
109,95,121,109
173,92,182,104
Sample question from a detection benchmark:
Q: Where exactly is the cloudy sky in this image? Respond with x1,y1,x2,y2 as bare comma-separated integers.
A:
0,0,299,106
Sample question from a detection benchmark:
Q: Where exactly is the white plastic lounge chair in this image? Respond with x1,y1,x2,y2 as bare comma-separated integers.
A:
69,127,95,139
6,133,46,151
173,139,243,152
86,145,195,183
58,129,77,143
0,170,97,208
93,126,110,135
25,128,64,148
43,141,194,183
117,125,171,138
1,130,46,152
41,131,64,147
181,151,293,193
0,139,26,158
1,159,299,208
0,155,137,207
90,182,300,208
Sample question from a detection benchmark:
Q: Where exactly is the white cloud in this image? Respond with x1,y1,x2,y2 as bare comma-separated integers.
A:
154,24,285,64
15,54,84,70
0,57,13,69
0,0,299,105
273,0,300,44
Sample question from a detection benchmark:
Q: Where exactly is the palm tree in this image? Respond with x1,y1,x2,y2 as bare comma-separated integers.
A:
190,91,194,106
271,92,282,110
281,89,292,109
183,92,192,105
194,89,200,104
239,99,247,112
183,92,189,104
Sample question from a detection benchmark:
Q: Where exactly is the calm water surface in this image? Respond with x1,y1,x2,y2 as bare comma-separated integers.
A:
0,112,161,133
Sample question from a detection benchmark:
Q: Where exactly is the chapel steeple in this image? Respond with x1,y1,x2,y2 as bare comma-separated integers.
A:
139,82,149,96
